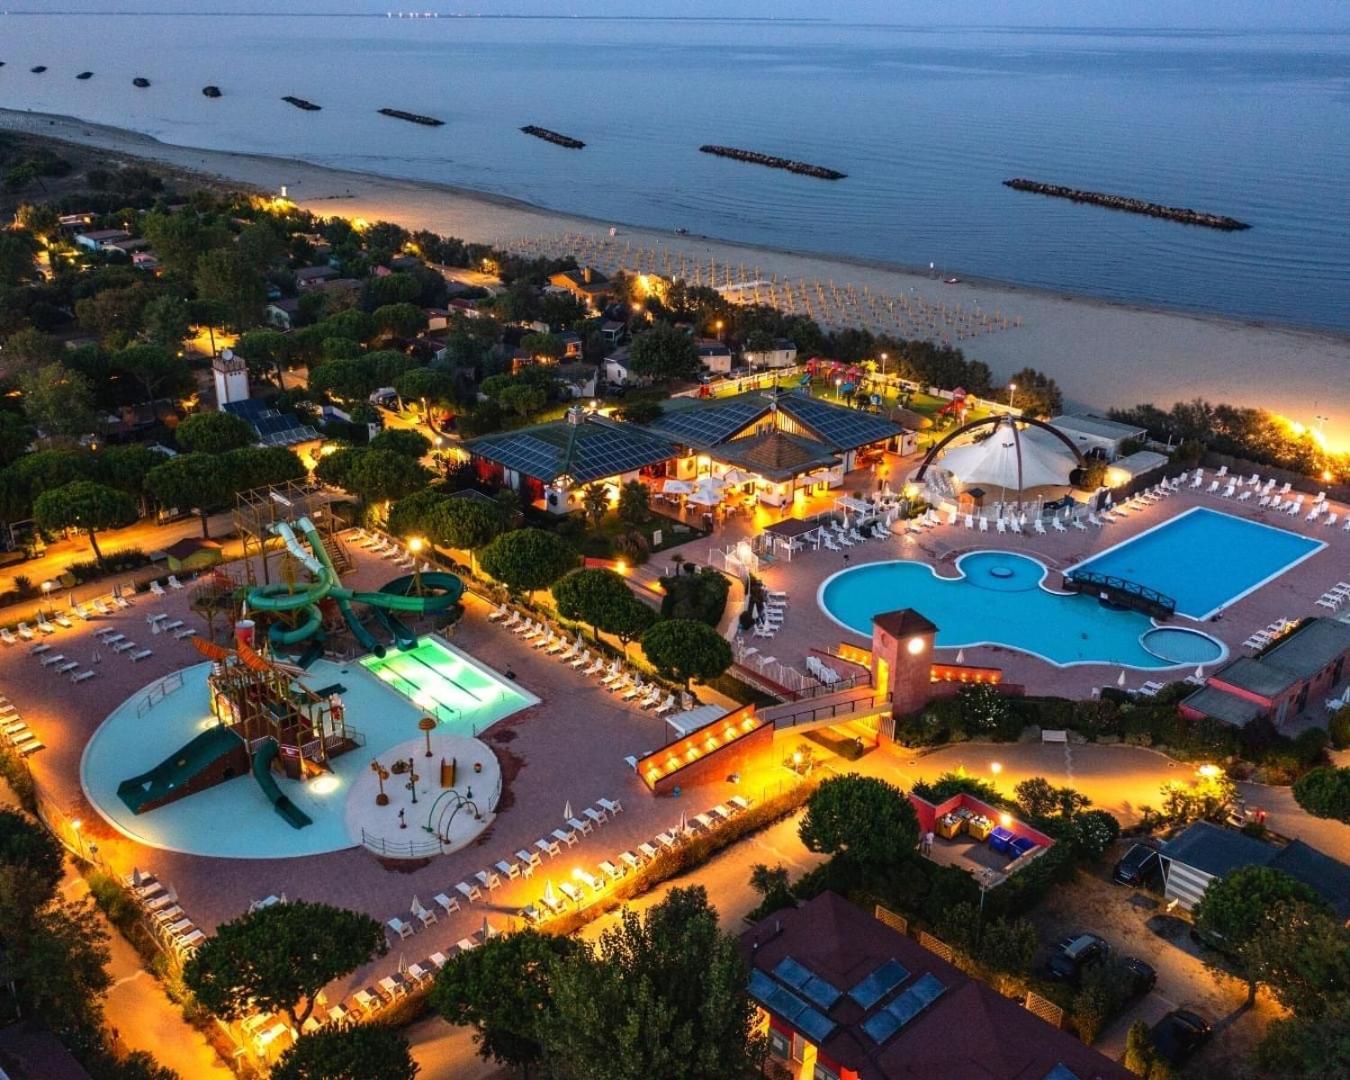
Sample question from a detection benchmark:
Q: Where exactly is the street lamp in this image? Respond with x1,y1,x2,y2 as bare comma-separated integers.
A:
70,818,85,859
407,536,424,593
419,716,437,758
1008,382,1017,411
880,352,888,378
714,319,724,340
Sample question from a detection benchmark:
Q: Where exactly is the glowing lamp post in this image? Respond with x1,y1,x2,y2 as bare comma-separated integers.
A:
371,760,390,806
1008,382,1017,411
419,716,437,758
408,536,425,594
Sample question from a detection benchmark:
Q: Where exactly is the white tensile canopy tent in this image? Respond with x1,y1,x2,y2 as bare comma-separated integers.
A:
938,424,1076,491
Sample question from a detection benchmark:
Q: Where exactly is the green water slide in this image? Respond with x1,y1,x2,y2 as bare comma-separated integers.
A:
117,726,245,815
243,519,464,655
251,738,313,829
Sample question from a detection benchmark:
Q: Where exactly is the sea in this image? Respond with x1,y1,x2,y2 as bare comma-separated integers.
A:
2,14,1349,331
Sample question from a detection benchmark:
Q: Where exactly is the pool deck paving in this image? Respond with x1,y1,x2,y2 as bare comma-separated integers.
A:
682,481,1350,702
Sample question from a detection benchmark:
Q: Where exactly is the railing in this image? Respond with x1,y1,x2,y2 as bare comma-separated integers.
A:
1064,569,1176,617
768,692,890,730
136,670,186,717
360,828,443,859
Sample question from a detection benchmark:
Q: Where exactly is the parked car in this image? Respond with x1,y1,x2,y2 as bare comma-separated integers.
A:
1151,1009,1212,1065
1046,933,1111,983
1121,956,1158,996
1113,843,1162,888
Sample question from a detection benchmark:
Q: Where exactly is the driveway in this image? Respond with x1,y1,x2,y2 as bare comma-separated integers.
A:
1029,851,1284,1078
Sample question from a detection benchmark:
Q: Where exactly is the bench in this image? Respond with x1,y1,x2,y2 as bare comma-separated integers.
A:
1041,729,1068,744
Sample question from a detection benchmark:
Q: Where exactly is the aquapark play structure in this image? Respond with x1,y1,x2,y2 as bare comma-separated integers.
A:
247,517,463,663
116,515,465,831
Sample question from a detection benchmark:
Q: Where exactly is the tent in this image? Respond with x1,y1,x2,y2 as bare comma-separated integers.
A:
937,421,1075,491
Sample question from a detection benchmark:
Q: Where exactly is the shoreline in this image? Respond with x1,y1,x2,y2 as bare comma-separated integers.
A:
2,108,1347,445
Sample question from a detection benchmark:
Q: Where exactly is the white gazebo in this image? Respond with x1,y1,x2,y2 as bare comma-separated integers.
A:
936,419,1076,493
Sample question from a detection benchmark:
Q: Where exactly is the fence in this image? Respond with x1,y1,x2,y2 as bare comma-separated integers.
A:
359,828,444,860
766,691,890,730
135,669,186,717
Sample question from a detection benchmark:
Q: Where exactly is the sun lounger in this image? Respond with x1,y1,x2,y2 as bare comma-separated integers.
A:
150,581,166,597
474,869,501,891
558,882,584,906
17,624,34,640
112,640,137,653
638,841,659,861
354,989,382,1013
71,670,96,683
487,603,509,622
552,827,578,847
162,619,183,633
55,661,79,674
656,831,681,850
620,850,642,872
54,613,73,629
583,806,606,827
574,868,602,894
599,859,624,882
92,599,113,615
130,649,153,662
36,616,55,634
455,880,483,902
29,644,50,656
692,812,717,833
536,837,560,857
0,629,15,646
386,917,415,940
407,961,433,985
433,892,461,915
114,593,132,609
729,795,753,813
411,899,437,928
39,653,65,667
495,858,521,881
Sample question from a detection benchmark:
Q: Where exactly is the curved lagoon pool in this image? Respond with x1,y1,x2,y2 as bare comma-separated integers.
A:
818,552,1226,669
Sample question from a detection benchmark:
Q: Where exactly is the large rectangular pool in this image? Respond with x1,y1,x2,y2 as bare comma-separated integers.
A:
361,636,538,736
1068,507,1324,620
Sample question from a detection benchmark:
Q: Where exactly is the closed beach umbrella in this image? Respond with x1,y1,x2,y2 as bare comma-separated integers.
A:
1194,665,1205,680
563,800,573,821
678,810,687,834
482,916,492,942
955,649,965,664
544,880,557,906
1117,670,1127,687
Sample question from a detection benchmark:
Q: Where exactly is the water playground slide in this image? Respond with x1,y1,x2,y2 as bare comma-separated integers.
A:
251,738,313,830
244,519,464,654
116,726,247,815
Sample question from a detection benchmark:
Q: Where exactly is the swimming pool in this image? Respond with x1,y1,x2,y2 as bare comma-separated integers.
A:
81,637,536,858
1068,507,1324,620
818,552,1226,669
361,637,538,736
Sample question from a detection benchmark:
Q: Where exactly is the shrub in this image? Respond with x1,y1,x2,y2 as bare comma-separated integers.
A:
911,771,1007,808
1073,959,1131,1044
660,566,730,626
1291,766,1350,823
1330,710,1350,751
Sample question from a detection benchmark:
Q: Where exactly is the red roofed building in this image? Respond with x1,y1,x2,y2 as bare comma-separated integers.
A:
741,892,1131,1080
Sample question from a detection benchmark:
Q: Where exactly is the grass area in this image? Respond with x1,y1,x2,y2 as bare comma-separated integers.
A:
524,506,708,562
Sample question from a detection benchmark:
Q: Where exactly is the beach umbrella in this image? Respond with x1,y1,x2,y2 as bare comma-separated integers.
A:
662,478,692,495
1117,670,1127,687
1020,512,1028,526
721,469,751,485
398,952,407,975
1194,665,1205,680
131,867,142,888
678,810,688,834
544,880,557,906
563,801,573,821
482,916,493,942
955,649,965,664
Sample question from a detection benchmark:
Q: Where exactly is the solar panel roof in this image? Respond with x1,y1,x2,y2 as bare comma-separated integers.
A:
848,958,910,1010
778,394,903,451
772,956,844,1011
748,970,837,1046
465,420,677,484
645,396,770,447
863,972,947,1045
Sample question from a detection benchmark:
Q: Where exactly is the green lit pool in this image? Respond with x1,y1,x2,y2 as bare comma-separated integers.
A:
361,636,538,736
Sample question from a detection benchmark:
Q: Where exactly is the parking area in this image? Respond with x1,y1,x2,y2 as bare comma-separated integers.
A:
1028,844,1286,1077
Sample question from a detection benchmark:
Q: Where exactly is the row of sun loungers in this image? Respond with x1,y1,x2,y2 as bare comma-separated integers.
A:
751,592,788,640
518,795,753,925
488,605,684,715
121,869,204,960
1243,618,1297,651
1316,582,1350,612
0,695,43,756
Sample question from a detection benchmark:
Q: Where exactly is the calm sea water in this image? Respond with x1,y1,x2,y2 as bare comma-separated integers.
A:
3,16,1349,329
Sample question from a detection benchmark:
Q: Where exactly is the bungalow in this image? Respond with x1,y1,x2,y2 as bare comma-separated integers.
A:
598,319,625,346
425,307,450,332
559,331,584,360
131,252,160,272
1180,618,1350,729
265,298,302,330
548,266,610,308
743,338,798,370
1156,821,1350,917
448,297,484,319
162,537,223,574
74,229,132,252
294,265,340,290
696,338,733,374
603,346,633,385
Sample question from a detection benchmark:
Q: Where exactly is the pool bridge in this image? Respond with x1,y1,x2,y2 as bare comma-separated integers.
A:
1062,570,1176,619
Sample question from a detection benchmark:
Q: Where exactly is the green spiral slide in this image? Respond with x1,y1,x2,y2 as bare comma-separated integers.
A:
245,518,463,658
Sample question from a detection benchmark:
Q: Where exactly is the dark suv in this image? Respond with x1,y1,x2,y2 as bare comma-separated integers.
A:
1113,843,1161,888
1046,933,1111,983
1151,1010,1212,1065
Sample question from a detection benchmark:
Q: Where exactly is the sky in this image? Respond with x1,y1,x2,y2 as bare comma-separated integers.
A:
16,1,1350,30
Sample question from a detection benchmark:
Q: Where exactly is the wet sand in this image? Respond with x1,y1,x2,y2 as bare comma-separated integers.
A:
4,108,1346,446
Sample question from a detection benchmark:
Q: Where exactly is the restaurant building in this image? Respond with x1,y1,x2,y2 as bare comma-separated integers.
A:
741,892,1132,1080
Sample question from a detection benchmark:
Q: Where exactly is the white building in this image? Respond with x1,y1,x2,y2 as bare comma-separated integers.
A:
1049,413,1147,462
743,339,798,370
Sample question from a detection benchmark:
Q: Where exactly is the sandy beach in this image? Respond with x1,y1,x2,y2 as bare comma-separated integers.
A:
4,108,1347,447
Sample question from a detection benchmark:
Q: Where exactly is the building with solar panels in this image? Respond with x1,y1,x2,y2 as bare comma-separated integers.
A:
463,389,907,515
742,892,1132,1080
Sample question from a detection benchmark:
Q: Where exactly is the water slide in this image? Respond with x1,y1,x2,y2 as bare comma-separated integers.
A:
244,518,464,656
116,726,246,815
251,738,313,830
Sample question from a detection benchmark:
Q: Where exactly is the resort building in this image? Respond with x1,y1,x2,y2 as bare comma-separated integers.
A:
1048,413,1148,461
464,390,905,513
1180,618,1350,729
1155,821,1350,918
463,408,679,514
742,892,1132,1080
743,337,799,370
697,338,734,374
547,266,611,309
645,390,905,508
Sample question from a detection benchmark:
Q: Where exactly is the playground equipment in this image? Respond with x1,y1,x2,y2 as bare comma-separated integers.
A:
116,636,357,830
245,517,464,659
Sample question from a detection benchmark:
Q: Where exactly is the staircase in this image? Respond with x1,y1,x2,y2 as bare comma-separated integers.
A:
321,531,354,576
